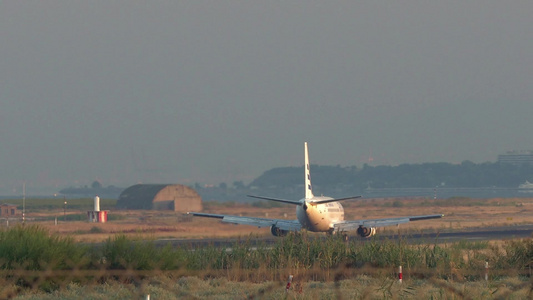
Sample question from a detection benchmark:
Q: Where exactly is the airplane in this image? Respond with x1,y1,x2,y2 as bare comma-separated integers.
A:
188,142,443,238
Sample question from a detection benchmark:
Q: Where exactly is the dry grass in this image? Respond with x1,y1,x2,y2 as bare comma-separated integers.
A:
9,197,533,242
7,275,533,299
2,223,532,299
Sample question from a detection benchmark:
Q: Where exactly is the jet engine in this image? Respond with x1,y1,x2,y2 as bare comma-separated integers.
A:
357,226,376,238
270,225,289,237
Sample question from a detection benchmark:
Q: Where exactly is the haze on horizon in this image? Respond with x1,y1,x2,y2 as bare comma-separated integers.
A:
1,1,532,195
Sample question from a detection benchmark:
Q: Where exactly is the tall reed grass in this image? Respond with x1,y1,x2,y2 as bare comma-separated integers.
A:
1,225,532,296
0,225,87,271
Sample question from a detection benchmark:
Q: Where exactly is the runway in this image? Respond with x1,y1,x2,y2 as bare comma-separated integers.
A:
155,224,533,248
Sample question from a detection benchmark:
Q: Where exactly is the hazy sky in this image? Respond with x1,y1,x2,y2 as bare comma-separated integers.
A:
1,1,532,194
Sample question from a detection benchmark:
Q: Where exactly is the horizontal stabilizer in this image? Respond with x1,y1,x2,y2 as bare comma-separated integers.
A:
310,196,362,204
247,195,303,205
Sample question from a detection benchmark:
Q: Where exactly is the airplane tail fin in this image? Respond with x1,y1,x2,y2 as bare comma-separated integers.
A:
305,142,314,199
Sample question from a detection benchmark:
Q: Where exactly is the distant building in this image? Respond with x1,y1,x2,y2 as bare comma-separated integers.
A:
116,184,202,212
498,150,533,165
0,204,18,217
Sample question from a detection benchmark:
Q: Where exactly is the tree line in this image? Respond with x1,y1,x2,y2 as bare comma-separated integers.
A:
249,161,533,190
195,161,533,201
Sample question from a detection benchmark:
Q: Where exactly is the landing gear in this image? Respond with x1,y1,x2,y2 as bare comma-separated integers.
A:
342,233,349,242
327,230,349,241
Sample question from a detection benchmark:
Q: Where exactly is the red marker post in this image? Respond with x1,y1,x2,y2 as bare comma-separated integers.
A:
485,261,489,281
286,275,293,292
398,266,403,283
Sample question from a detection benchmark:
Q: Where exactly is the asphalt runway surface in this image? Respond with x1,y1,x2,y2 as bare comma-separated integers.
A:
155,224,533,248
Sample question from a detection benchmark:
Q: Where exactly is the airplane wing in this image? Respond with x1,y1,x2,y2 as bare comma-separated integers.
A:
187,212,302,231
333,214,444,232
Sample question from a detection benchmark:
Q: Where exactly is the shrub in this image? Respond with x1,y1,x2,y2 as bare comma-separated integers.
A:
0,225,87,271
89,226,104,234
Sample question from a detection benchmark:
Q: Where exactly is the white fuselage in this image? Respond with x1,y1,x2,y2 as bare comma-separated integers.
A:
296,196,345,232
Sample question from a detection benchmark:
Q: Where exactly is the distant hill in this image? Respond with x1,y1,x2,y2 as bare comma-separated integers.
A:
197,161,533,202
59,185,124,199
250,162,533,190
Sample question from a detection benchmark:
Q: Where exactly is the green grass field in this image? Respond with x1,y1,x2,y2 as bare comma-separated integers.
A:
1,225,532,299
